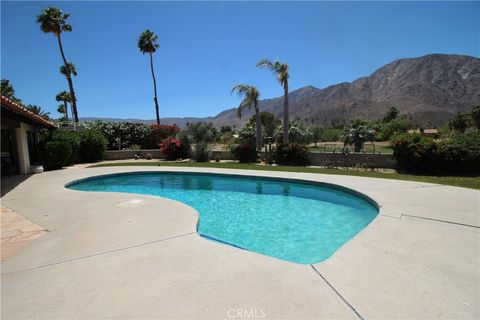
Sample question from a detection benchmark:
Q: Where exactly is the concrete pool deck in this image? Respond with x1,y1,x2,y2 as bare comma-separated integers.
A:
1,166,479,319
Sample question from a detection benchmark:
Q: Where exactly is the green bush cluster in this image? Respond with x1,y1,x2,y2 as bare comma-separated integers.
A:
275,143,310,166
40,140,73,171
78,130,107,162
232,144,258,163
39,129,107,170
84,121,153,149
392,132,480,174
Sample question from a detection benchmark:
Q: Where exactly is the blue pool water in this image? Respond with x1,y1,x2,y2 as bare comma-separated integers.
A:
67,172,378,264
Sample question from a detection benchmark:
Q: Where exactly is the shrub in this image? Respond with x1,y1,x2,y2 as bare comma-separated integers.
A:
194,141,210,162
149,124,180,146
438,132,480,174
177,130,193,159
184,122,217,143
232,144,258,163
342,119,375,152
275,143,310,166
273,120,312,144
46,130,80,163
84,121,152,150
159,138,187,160
39,140,72,170
320,128,341,142
78,130,107,162
376,118,411,141
392,132,480,174
238,123,257,145
392,134,439,173
449,112,470,133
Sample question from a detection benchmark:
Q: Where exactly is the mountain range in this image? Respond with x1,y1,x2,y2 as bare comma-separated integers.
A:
80,54,480,128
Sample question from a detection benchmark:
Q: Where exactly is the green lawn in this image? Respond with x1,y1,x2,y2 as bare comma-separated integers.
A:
90,161,480,190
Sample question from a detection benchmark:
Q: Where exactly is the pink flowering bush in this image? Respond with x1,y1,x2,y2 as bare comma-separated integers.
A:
159,138,187,160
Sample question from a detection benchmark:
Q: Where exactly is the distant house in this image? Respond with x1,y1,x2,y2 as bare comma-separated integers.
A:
1,96,56,175
408,128,439,138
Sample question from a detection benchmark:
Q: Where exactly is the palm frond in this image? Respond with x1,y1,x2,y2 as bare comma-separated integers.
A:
37,7,71,35
60,63,77,77
257,58,289,86
231,84,260,119
138,29,160,54
256,58,275,70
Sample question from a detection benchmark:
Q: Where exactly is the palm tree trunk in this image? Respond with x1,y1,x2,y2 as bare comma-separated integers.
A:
149,52,160,125
63,100,69,124
283,81,289,143
255,101,262,152
57,33,79,124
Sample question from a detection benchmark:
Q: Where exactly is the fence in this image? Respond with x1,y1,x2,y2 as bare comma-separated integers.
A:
103,149,396,168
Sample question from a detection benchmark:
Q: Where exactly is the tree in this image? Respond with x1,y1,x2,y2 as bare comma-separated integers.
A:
37,7,79,124
220,125,232,133
449,112,470,133
273,120,312,144
1,79,15,99
26,105,50,119
471,104,480,131
59,63,78,122
138,29,160,125
184,122,217,143
1,79,22,103
311,126,323,147
383,107,399,123
256,59,290,143
56,90,71,124
342,119,375,152
232,84,262,151
247,111,280,138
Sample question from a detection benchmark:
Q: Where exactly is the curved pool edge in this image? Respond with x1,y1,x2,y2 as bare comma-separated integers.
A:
65,170,380,212
65,169,380,264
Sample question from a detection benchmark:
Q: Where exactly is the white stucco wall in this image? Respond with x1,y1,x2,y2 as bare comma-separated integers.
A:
14,123,33,175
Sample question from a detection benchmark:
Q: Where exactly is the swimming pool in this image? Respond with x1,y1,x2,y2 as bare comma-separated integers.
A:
67,172,378,264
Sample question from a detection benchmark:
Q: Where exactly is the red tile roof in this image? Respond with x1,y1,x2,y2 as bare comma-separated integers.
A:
1,96,56,129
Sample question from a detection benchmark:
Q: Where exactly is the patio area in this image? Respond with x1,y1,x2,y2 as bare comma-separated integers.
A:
1,166,479,319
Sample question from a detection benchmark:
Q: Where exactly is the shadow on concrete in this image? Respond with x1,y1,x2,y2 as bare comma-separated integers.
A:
1,174,32,197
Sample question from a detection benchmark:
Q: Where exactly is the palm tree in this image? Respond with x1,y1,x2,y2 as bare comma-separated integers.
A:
37,7,78,124
1,79,22,104
59,64,78,122
57,104,67,122
256,59,290,143
231,84,262,151
138,29,160,125
26,105,50,119
56,91,71,124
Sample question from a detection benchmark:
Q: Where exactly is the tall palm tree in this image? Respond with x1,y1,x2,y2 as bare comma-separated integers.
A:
138,29,160,125
26,105,50,119
37,7,78,124
56,90,71,124
256,59,290,143
57,104,67,122
231,84,262,151
59,63,78,122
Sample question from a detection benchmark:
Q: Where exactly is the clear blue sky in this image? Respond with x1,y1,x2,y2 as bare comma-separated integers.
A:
1,1,479,119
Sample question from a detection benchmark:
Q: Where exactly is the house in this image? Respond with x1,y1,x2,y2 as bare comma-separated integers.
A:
1,96,56,175
408,128,439,138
